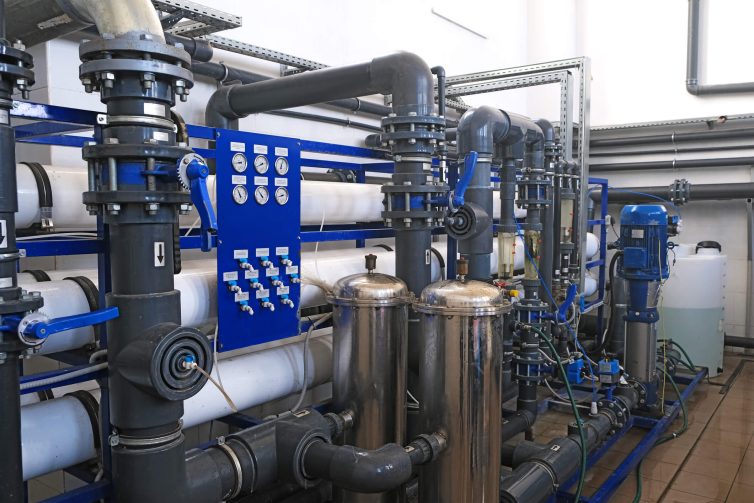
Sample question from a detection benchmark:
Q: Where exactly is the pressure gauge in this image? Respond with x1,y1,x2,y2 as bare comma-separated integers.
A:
275,187,289,205
254,186,270,205
232,153,247,173
232,185,248,204
253,155,269,174
274,157,289,176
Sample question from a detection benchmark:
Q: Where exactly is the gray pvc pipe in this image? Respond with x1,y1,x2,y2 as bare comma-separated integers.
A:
591,182,754,203
206,52,434,127
686,0,754,95
590,156,754,172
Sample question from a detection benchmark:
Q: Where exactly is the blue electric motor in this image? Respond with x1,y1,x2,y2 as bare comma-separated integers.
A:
618,204,677,281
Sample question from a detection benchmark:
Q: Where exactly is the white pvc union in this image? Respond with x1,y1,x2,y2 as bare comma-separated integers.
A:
659,243,726,377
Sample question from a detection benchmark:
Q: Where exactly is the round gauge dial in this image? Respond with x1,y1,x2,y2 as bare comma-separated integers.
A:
253,155,269,174
254,186,270,205
232,153,248,173
274,157,289,176
275,187,289,205
232,185,248,204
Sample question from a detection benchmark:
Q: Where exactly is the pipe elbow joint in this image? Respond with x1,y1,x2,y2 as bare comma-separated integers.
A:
371,52,434,116
457,105,511,154
206,86,243,129
304,442,413,493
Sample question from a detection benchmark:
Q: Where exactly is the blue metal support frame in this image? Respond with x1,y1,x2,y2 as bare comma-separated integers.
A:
553,367,707,503
582,178,608,340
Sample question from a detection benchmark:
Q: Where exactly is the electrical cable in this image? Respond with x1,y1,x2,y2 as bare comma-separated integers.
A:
184,360,238,413
19,363,107,391
289,312,332,414
16,232,97,241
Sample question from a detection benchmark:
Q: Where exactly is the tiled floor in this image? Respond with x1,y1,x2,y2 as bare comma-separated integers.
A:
527,351,754,502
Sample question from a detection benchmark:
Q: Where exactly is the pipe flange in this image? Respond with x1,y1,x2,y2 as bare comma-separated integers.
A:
82,142,190,161
597,399,628,430
669,178,690,205
627,379,648,408
83,190,190,207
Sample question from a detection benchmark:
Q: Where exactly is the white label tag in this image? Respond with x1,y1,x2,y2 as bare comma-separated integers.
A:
256,248,270,257
0,277,11,288
153,131,169,142
286,265,299,275
0,220,6,248
254,176,268,186
266,267,280,277
631,229,645,239
256,289,270,299
231,175,247,185
233,249,248,259
231,142,246,152
154,241,166,267
245,269,259,280
144,102,165,117
253,144,268,154
274,178,288,187
0,109,9,125
275,247,289,255
274,147,288,157
223,271,238,282
235,291,250,302
277,286,290,295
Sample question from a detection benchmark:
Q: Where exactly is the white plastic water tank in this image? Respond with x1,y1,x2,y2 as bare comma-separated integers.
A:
659,242,726,377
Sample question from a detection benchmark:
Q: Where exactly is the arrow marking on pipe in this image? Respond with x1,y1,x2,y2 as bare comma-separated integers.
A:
0,220,6,249
154,241,165,267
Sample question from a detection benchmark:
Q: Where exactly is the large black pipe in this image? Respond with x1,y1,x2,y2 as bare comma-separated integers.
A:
590,143,754,157
591,182,754,203
0,9,40,502
590,128,754,148
193,61,392,118
725,335,754,349
590,156,754,172
205,52,433,128
0,358,22,502
500,386,638,503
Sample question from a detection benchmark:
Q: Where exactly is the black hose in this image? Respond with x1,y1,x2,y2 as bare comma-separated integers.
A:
592,251,622,356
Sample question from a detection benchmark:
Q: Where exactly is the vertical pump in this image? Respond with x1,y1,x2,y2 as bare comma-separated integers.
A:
617,204,679,408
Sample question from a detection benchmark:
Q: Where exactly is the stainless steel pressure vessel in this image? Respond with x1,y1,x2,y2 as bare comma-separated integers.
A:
328,268,409,503
414,279,510,503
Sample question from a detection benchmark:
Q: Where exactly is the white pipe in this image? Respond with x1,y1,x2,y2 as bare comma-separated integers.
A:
20,333,333,480
30,280,96,355
17,234,601,353
15,165,527,229
66,0,165,41
22,396,97,481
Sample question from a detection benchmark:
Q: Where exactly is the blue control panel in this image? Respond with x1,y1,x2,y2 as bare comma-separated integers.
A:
215,130,301,352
